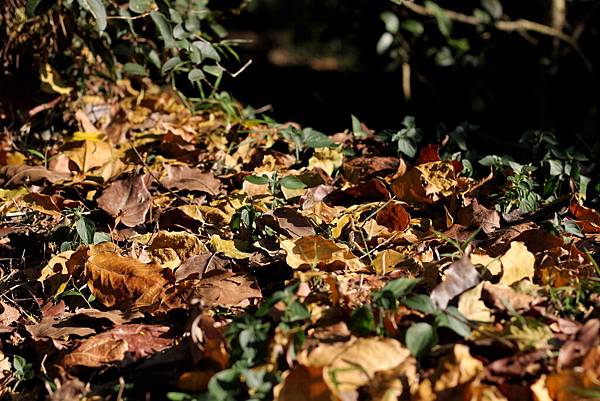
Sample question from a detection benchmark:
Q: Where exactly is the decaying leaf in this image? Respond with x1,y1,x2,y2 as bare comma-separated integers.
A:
280,235,365,271
62,324,171,368
391,161,457,204
431,252,481,310
191,270,261,308
97,174,152,227
276,337,416,401
85,250,170,310
499,241,535,286
161,164,221,196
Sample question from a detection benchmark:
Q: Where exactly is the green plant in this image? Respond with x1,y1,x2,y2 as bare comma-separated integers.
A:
51,207,111,251
13,355,34,383
3,0,247,112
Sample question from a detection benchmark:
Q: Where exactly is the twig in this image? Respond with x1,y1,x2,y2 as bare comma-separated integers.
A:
27,96,63,118
399,1,591,69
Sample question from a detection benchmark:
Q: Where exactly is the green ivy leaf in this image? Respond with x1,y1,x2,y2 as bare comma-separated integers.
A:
302,128,335,148
161,56,183,74
76,217,96,245
129,0,154,14
481,0,503,19
123,62,148,76
78,0,107,33
188,68,206,82
434,307,471,337
381,11,399,34
245,175,270,185
280,176,307,190
93,232,111,244
405,322,437,358
350,305,376,336
193,41,221,62
151,11,176,48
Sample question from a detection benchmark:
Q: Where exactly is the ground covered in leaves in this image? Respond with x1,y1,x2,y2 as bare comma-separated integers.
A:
1,81,600,401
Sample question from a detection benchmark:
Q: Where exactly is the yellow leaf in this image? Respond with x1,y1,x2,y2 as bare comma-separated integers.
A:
70,131,107,142
470,252,502,276
40,63,73,95
210,235,252,259
458,283,493,323
500,241,535,285
308,147,344,176
280,235,365,271
372,249,406,275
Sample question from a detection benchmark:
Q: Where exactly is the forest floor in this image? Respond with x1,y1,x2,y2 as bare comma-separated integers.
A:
0,79,599,401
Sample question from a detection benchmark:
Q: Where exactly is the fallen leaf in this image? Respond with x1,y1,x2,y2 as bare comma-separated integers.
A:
458,283,493,323
85,250,170,310
64,140,115,174
260,207,316,238
62,324,171,368
431,253,481,310
0,165,69,187
391,161,457,204
305,337,416,400
342,156,400,183
0,301,20,326
375,201,411,232
372,249,407,275
456,199,500,234
308,147,344,176
175,253,229,282
499,241,535,285
210,235,253,259
481,282,538,312
97,174,152,227
161,164,221,196
280,235,365,271
191,270,262,308
415,344,483,401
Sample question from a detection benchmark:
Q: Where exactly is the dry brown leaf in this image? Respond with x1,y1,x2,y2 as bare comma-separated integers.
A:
414,344,484,401
301,337,415,400
456,199,500,234
280,235,365,271
342,156,400,184
146,231,208,267
499,241,535,285
85,250,170,310
97,174,152,227
175,253,229,282
307,147,344,176
62,324,171,368
391,161,457,204
431,253,481,310
0,301,20,326
570,202,600,233
260,207,316,238
275,365,333,401
0,165,70,187
375,201,411,232
481,282,538,312
191,270,262,308
161,164,221,196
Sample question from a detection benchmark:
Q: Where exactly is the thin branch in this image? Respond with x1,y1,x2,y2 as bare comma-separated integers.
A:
399,1,591,70
401,1,573,44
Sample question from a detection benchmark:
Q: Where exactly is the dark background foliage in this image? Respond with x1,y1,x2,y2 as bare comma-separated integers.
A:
224,0,600,153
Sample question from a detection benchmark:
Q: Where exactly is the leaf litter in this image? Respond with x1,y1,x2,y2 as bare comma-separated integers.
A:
0,80,599,400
